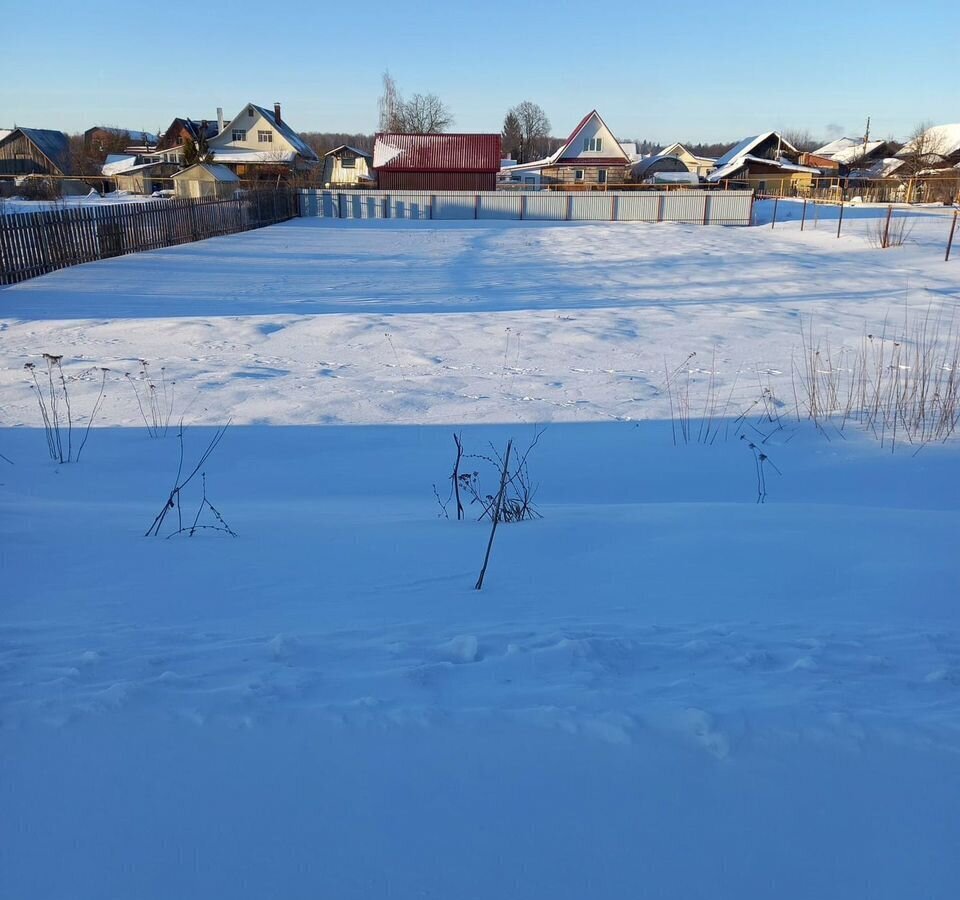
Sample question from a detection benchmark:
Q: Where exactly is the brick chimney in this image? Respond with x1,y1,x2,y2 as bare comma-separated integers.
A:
274,102,282,125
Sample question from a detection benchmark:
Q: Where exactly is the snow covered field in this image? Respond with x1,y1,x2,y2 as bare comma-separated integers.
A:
2,206,959,898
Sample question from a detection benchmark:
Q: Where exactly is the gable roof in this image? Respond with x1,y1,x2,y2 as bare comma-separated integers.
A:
656,142,717,164
172,162,240,182
714,132,799,168
3,128,72,175
212,103,319,161
324,144,372,159
708,154,820,182
251,104,318,160
85,125,158,144
896,123,960,161
373,134,502,172
553,110,632,164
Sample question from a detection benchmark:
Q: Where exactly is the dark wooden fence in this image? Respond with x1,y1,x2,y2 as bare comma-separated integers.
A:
0,190,298,285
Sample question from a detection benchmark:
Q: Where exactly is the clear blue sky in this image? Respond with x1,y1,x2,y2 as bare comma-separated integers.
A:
1,0,955,144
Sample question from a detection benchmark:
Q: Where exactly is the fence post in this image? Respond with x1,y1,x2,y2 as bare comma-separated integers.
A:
881,204,893,249
836,197,845,239
474,193,480,219
946,210,958,262
702,194,710,226
429,195,434,219
770,197,778,229
520,194,526,220
800,198,807,231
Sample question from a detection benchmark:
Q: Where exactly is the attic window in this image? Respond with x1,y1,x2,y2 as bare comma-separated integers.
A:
258,131,273,143
341,157,356,168
232,129,246,142
247,106,254,117
582,137,602,152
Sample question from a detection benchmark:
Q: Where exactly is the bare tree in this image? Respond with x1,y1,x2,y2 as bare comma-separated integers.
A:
900,121,947,175
505,101,551,163
394,93,454,133
780,128,819,153
377,72,454,133
378,71,400,133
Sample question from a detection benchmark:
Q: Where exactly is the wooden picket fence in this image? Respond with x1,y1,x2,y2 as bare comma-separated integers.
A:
0,190,298,285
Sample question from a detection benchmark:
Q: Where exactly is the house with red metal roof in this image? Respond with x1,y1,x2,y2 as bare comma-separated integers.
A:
372,133,502,191
500,111,632,189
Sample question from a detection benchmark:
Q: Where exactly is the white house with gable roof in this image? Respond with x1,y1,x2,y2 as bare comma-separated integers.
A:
207,102,319,177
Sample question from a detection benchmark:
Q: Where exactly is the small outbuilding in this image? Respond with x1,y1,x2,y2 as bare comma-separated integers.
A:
373,133,502,191
322,145,374,187
171,163,241,199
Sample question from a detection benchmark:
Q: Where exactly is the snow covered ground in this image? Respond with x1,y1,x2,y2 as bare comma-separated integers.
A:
2,205,959,898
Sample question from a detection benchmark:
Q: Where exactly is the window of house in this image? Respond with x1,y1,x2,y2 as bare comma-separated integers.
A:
258,131,273,143
574,169,584,181
341,157,356,168
582,137,603,152
232,129,247,142
598,169,607,184
247,106,254,117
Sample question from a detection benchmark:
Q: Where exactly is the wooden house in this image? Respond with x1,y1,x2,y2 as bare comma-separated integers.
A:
0,127,71,177
172,163,240,199
373,133,502,190
207,102,319,177
157,117,219,153
707,132,820,194
499,111,632,188
322,145,374,187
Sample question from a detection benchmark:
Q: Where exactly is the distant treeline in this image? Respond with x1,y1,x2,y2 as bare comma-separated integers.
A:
298,133,727,160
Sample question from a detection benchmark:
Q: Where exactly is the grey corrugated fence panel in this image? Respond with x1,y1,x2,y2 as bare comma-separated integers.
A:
616,193,662,221
433,194,476,220
523,194,569,220
707,191,753,225
661,191,710,224
478,193,523,219
569,194,612,221
298,190,753,225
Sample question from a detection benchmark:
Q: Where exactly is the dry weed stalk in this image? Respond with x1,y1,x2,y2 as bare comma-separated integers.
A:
794,310,960,451
145,423,235,537
24,355,107,463
125,359,175,437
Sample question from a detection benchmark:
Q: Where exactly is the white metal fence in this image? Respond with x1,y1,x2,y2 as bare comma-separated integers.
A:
299,190,754,226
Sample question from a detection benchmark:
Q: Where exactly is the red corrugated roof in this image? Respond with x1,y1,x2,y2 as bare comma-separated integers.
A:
374,133,502,173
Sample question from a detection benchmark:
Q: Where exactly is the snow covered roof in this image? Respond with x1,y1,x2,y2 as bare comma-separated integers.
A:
0,129,11,142
211,148,297,164
708,154,820,182
172,163,240,182
813,137,860,158
87,125,158,144
656,142,716,163
829,141,886,165
896,123,960,160
251,105,318,161
101,154,140,176
714,132,799,169
848,158,905,180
